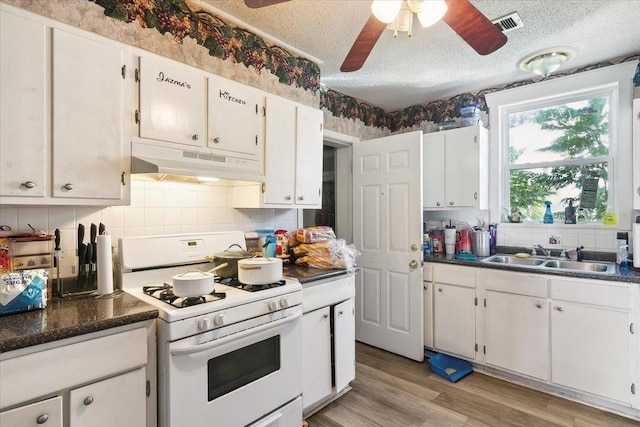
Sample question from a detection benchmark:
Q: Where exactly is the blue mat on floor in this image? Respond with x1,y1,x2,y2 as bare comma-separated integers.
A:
425,351,473,383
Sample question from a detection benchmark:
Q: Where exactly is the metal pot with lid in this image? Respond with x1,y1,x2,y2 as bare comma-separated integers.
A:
206,244,254,278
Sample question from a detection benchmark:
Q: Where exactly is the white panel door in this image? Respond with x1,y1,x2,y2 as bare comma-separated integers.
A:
52,29,127,199
353,131,424,361
0,10,47,197
433,283,476,359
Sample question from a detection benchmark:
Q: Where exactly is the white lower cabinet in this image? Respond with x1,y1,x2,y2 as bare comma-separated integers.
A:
301,275,355,415
550,279,633,404
432,264,476,360
69,368,146,427
0,396,63,427
485,291,548,380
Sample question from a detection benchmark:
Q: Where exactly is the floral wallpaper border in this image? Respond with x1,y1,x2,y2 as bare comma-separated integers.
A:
321,54,640,133
90,0,320,93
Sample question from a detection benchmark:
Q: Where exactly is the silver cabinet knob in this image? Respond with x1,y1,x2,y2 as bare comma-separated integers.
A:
436,202,441,207
63,183,74,191
323,313,329,318
213,137,220,144
36,414,49,424
192,134,199,141
285,195,292,200
22,181,36,189
449,201,454,206
554,306,563,312
535,303,543,309
438,287,443,292
298,195,304,201
84,396,94,406
338,310,344,315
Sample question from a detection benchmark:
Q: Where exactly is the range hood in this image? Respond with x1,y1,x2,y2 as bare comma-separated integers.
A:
131,141,264,183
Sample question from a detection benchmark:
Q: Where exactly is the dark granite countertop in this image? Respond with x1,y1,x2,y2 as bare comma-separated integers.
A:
283,264,355,284
424,246,640,284
0,292,158,353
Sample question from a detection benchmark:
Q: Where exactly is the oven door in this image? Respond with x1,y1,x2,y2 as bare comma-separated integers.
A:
165,306,302,427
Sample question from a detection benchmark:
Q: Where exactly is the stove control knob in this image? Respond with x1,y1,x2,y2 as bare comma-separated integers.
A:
198,318,211,331
279,297,289,308
268,300,278,311
214,314,225,326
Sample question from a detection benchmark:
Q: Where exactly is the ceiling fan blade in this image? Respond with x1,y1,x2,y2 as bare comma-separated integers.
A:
442,0,507,55
340,15,387,72
244,0,290,8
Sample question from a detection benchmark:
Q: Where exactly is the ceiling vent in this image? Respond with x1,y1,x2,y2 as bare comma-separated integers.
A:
493,12,524,33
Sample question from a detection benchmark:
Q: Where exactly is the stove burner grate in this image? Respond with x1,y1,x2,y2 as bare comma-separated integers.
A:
215,277,286,292
143,283,226,308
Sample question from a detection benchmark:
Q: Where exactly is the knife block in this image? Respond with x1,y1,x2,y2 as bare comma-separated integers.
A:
57,254,98,297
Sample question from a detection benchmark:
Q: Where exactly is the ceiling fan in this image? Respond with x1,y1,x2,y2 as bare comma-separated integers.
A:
244,0,508,72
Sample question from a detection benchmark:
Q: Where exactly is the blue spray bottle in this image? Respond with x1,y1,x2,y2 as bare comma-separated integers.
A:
543,201,554,224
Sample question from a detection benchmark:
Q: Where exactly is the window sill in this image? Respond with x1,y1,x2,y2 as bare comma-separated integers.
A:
500,221,626,230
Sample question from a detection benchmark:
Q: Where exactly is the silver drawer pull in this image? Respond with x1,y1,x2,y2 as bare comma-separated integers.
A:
63,183,74,191
84,396,94,406
22,181,36,189
554,306,563,312
535,303,543,309
36,414,49,424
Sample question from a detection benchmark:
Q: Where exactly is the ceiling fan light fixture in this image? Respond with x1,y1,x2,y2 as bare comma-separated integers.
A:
411,0,448,28
517,47,577,78
371,0,402,24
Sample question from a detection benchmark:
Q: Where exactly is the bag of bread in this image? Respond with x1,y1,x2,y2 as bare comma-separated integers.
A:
295,226,336,244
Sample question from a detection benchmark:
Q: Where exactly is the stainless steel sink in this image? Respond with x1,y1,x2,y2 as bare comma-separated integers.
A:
481,254,616,275
482,255,545,266
543,260,616,274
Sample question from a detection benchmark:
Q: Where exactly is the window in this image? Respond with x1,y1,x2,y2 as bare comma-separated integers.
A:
506,92,612,221
485,62,637,225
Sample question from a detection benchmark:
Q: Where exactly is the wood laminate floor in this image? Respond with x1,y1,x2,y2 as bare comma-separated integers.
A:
306,343,640,427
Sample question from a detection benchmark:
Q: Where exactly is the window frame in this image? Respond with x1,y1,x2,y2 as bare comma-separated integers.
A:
503,87,616,222
485,61,637,227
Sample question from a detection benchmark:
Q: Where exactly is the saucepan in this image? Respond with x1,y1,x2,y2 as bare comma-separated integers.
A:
237,256,283,285
172,263,228,297
205,244,254,278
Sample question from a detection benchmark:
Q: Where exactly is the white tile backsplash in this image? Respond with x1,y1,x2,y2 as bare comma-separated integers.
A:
0,178,301,260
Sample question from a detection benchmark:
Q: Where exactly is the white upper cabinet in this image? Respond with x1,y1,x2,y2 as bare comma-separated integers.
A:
264,95,296,205
0,5,131,205
423,126,488,210
137,55,205,147
208,75,261,158
295,105,323,206
52,28,129,200
633,98,640,209
0,9,46,198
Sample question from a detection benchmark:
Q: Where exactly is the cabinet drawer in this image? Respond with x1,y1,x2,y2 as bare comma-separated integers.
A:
479,269,547,297
423,263,433,282
550,279,630,309
0,327,147,409
301,274,355,313
0,396,62,426
433,264,475,287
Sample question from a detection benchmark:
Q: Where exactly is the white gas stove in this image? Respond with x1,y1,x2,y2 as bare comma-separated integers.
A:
119,232,303,427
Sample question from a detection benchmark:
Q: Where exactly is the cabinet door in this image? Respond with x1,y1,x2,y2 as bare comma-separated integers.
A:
0,396,63,427
433,283,475,359
444,127,478,208
0,10,47,197
485,291,548,380
551,302,631,404
334,298,355,393
208,76,261,158
69,368,146,427
295,105,323,206
302,307,332,410
423,133,445,208
52,29,128,199
423,281,434,349
633,98,640,209
264,96,295,205
138,55,205,147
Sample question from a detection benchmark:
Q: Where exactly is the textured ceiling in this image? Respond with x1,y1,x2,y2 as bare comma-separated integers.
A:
200,1,640,110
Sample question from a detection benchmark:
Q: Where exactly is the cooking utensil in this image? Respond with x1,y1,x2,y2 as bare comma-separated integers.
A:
238,256,283,285
172,263,229,297
90,223,97,263
207,244,254,278
472,230,491,257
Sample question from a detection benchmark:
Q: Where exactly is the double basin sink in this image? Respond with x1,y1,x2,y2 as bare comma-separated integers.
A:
481,254,617,275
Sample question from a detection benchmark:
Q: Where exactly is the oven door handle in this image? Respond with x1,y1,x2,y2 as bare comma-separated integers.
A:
170,311,302,356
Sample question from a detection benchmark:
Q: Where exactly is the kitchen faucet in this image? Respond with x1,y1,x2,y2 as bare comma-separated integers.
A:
533,244,551,257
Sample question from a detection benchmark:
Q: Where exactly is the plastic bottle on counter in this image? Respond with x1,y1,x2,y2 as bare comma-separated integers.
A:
430,230,444,254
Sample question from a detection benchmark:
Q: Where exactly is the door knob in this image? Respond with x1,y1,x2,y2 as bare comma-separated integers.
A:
411,244,419,251
409,260,418,268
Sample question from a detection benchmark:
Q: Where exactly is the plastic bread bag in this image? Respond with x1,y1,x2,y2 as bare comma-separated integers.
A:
295,240,360,272
293,240,335,257
295,226,336,244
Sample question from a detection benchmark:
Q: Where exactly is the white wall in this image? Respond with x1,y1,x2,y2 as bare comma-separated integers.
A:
0,177,298,277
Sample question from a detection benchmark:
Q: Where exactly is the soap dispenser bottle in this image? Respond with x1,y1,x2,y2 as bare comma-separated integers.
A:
543,201,554,224
564,199,576,224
